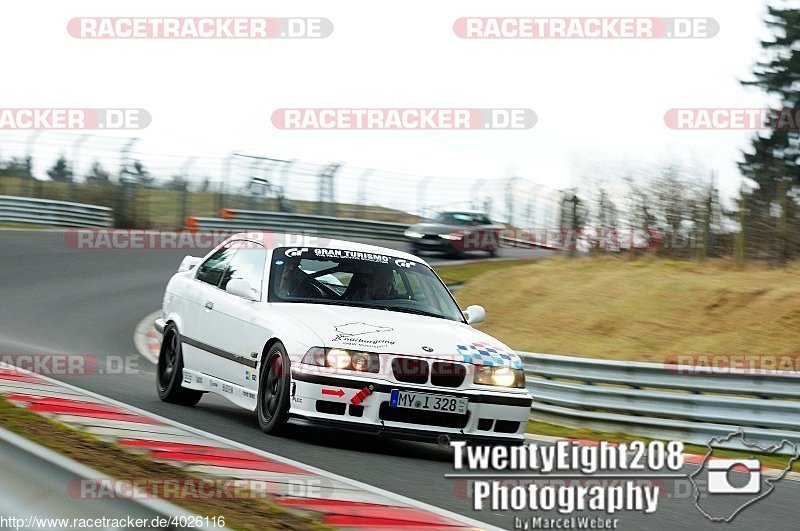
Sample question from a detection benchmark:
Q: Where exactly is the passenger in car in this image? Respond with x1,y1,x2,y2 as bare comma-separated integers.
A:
277,259,306,296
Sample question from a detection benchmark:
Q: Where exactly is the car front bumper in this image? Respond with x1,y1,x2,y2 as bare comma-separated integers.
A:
411,238,451,250
289,368,532,444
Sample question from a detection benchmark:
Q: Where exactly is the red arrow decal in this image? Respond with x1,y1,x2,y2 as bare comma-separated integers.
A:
321,388,345,398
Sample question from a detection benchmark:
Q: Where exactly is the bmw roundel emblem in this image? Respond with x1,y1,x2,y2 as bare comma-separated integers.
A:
422,346,433,352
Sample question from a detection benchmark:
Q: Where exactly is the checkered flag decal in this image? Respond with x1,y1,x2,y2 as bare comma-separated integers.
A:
456,341,523,369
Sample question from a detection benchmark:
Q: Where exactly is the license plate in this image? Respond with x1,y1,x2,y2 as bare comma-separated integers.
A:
389,389,467,414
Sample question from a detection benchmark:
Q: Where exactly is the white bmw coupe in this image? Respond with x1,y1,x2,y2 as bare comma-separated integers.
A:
155,233,532,444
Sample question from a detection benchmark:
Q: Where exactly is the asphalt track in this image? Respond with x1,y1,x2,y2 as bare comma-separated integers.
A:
1,230,798,530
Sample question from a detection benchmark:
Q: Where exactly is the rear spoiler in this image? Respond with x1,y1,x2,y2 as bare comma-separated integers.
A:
178,255,202,273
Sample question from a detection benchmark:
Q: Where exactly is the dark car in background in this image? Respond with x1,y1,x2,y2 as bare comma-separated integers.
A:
405,210,504,257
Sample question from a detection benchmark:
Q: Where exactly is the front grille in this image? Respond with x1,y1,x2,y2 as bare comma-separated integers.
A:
392,358,429,384
422,234,439,240
431,362,466,387
379,402,469,429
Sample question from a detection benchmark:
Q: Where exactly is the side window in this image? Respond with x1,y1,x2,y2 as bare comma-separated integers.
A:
392,271,408,296
196,242,238,286
220,245,267,299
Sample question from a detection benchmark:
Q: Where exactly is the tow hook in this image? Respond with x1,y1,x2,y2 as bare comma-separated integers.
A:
351,385,374,405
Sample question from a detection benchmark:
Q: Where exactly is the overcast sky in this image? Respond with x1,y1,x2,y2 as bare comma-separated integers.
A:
0,0,778,202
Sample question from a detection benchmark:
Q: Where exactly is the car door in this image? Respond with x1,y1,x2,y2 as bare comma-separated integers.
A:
182,241,239,373
202,241,268,387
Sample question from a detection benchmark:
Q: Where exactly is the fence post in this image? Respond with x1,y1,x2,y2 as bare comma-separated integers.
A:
777,177,789,265
70,134,90,202
734,184,746,269
416,176,432,222
114,181,128,228
357,168,372,218
317,163,339,216
698,171,714,261
178,181,189,229
505,176,518,226
216,180,225,213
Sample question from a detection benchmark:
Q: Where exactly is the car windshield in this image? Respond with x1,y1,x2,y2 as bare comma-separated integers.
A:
268,247,465,322
433,212,490,225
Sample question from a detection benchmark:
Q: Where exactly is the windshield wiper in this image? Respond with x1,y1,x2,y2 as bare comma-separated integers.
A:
368,305,453,320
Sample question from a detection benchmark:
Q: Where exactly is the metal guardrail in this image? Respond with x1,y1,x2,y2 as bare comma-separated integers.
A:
0,195,114,228
520,352,800,453
187,209,410,242
187,209,556,249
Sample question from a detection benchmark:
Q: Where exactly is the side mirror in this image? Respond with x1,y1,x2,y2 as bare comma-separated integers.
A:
226,278,255,300
463,305,486,325
178,255,201,273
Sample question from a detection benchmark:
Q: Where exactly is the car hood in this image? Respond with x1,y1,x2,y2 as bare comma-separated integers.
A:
270,302,516,363
408,223,464,235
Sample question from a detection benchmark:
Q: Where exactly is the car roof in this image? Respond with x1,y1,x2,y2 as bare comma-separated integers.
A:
229,232,429,264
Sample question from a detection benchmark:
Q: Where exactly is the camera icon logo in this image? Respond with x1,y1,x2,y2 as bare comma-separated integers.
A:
707,459,761,494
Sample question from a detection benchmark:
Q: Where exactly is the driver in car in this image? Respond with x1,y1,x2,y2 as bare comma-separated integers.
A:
351,268,396,301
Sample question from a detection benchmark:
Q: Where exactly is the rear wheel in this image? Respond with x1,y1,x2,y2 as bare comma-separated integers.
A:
257,343,291,435
156,324,203,406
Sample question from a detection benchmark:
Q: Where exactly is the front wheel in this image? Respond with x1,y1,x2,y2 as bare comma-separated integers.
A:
156,324,203,406
257,343,291,435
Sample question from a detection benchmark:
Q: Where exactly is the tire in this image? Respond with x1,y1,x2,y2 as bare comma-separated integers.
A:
156,324,203,406
487,246,498,258
257,342,291,435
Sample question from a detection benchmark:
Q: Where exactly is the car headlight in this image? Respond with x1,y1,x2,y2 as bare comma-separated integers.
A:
474,366,525,388
404,230,424,239
327,349,351,369
302,347,380,373
440,232,464,240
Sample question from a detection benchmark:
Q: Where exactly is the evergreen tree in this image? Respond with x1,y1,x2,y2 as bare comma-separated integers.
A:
739,6,800,263
46,155,72,182
85,161,111,185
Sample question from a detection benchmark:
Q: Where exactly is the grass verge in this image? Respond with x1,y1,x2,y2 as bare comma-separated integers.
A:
434,258,542,287
0,397,328,531
445,255,800,363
